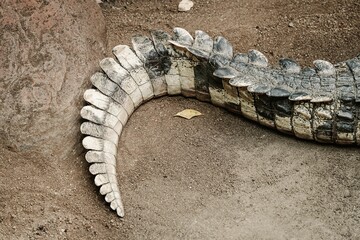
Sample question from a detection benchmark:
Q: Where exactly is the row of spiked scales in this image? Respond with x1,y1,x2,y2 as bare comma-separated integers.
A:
80,27,360,217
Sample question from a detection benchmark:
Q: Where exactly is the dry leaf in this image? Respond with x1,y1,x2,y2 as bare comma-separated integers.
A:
175,109,202,120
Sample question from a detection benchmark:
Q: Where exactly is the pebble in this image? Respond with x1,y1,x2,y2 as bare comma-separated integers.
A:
343,189,351,198
178,0,194,12
288,22,295,28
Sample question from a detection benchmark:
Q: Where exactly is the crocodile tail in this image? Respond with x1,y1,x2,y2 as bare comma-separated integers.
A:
80,27,360,216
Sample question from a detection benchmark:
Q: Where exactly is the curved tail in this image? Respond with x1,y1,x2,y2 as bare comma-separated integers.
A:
80,27,360,217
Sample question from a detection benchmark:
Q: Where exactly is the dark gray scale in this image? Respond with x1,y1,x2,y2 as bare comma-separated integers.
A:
168,28,194,60
337,100,356,130
279,58,301,74
208,73,227,107
274,65,314,135
266,85,294,133
313,60,336,77
238,62,274,123
245,65,268,84
208,35,233,91
304,62,335,142
336,64,355,101
229,75,257,88
254,94,275,127
289,68,314,100
310,75,321,93
335,101,356,144
312,86,335,104
320,76,336,94
208,55,227,90
212,65,242,112
222,90,241,114
247,83,275,126
302,67,317,76
212,36,233,60
293,74,303,88
207,36,234,107
311,61,336,103
276,60,302,90
346,56,360,75
171,27,194,47
275,66,298,90
248,50,268,68
152,30,183,96
213,66,239,79
289,92,312,101
257,68,276,88
132,35,171,78
284,74,298,90
267,87,291,98
309,61,337,142
187,30,214,60
228,62,264,88
314,119,333,142
356,101,360,145
345,56,360,144
229,54,249,78
269,69,285,88
209,54,231,70
151,30,173,57
229,56,249,74
311,95,333,103
333,63,356,143
248,83,272,94
232,53,249,64
299,67,316,93
181,30,214,100
311,101,334,143
226,63,264,118
209,36,233,69
336,121,354,133
346,56,360,103
90,72,128,105
188,48,211,60
221,78,241,114
274,98,294,134
90,72,135,115
194,61,211,102
272,97,293,117
288,67,315,140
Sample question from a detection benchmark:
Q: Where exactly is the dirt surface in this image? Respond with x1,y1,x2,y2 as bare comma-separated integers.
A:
1,0,360,239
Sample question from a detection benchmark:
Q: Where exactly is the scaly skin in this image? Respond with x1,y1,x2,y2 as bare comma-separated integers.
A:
80,27,360,217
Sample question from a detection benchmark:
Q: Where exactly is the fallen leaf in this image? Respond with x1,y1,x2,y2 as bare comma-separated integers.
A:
175,109,202,120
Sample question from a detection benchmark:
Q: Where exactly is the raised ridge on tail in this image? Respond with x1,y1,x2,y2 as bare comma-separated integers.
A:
80,27,360,217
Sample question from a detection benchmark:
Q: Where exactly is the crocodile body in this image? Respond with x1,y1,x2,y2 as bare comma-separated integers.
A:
80,27,360,217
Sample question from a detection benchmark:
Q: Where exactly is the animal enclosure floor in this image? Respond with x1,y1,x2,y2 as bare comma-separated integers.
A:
1,0,359,239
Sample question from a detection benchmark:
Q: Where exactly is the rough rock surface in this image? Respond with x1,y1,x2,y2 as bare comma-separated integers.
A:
0,0,106,158
178,0,194,12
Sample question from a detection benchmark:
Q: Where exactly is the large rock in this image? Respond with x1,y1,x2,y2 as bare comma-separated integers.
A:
0,1,106,158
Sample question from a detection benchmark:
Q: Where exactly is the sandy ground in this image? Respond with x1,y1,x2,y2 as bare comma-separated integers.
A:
1,0,360,239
